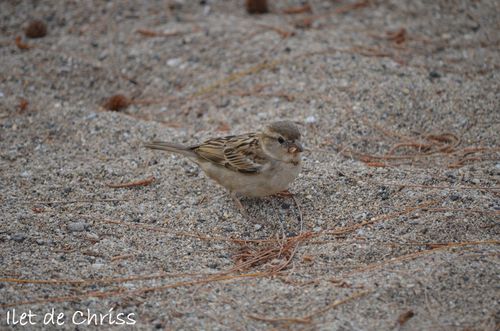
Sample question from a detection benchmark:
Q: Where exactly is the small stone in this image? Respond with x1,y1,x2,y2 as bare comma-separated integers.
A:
429,71,441,79
11,233,26,242
86,233,99,240
36,239,45,245
254,224,262,231
216,98,230,108
203,5,211,15
246,0,268,14
102,94,130,111
305,115,317,124
313,226,322,232
25,20,47,38
67,222,88,232
449,194,460,201
355,212,367,221
444,212,453,217
84,112,97,120
91,263,104,269
281,202,290,210
167,58,182,67
471,178,480,184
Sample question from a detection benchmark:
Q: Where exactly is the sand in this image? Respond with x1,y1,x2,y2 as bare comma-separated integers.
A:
1,1,499,330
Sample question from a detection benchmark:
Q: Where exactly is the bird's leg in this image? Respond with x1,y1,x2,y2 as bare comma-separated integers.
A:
273,189,303,233
230,191,248,217
274,189,294,197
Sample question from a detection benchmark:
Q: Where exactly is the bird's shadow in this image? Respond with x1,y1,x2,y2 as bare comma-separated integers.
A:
238,195,303,239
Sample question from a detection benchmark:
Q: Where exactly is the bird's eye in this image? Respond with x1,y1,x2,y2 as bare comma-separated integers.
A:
278,137,285,144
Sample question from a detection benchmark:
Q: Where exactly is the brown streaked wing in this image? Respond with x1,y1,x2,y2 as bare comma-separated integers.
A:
191,136,229,165
192,134,265,173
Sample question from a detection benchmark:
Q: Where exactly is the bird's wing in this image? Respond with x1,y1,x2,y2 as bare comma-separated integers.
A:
192,133,266,173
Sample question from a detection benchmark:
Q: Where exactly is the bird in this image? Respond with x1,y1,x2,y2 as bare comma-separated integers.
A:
144,121,304,212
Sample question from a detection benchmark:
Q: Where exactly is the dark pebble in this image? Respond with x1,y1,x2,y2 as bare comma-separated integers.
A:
12,233,27,242
281,202,291,210
429,71,441,79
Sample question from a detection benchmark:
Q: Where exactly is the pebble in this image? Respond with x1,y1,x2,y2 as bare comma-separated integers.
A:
86,233,99,240
254,224,262,231
355,212,367,221
91,263,105,269
305,115,317,124
313,226,322,232
84,112,97,120
429,71,441,79
67,222,88,232
167,58,182,67
471,178,480,184
11,233,26,242
444,212,453,217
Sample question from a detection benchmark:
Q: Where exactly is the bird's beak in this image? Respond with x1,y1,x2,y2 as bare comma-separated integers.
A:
288,142,303,154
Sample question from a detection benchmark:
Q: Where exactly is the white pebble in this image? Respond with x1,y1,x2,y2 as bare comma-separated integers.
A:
167,58,182,67
305,115,317,124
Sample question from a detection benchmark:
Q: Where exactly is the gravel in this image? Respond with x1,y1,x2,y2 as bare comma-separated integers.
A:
0,1,498,330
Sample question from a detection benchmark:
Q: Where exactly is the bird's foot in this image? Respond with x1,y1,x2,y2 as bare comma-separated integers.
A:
274,189,294,198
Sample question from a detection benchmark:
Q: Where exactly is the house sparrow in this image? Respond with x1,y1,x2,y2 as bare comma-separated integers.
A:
144,121,303,210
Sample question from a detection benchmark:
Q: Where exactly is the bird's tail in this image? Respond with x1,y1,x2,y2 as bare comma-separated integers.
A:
144,141,196,157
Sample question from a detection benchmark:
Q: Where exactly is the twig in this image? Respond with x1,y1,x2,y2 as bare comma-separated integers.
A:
0,272,271,308
293,0,369,27
136,29,183,38
247,290,370,325
425,208,500,215
110,254,134,261
290,193,304,234
0,272,201,286
373,182,500,193
100,219,282,243
247,314,311,324
257,24,295,38
324,200,439,236
230,232,313,274
107,176,155,188
282,4,312,15
25,198,131,205
397,310,415,326
15,36,32,50
343,240,500,277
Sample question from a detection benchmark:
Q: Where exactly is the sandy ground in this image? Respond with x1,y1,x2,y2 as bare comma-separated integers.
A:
1,0,499,330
